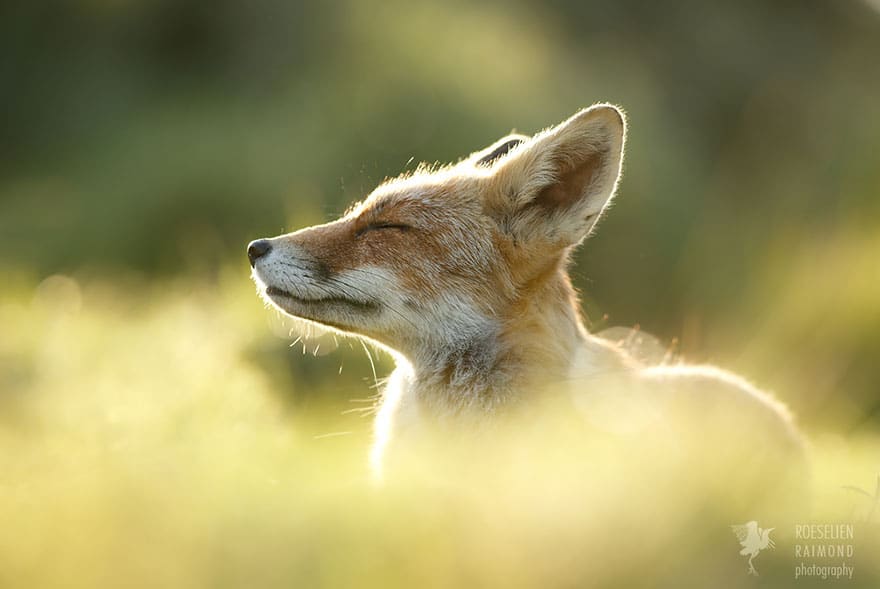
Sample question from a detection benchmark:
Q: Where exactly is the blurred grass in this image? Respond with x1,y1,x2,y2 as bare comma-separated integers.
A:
0,269,878,587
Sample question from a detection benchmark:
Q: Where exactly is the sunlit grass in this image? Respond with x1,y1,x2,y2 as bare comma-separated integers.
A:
0,268,878,588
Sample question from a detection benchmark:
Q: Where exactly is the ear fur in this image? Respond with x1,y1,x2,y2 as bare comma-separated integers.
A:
472,133,530,168
484,104,626,245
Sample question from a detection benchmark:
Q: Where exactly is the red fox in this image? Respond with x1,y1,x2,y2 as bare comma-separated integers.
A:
248,105,805,490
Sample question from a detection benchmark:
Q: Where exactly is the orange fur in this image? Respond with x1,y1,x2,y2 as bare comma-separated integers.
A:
248,104,804,481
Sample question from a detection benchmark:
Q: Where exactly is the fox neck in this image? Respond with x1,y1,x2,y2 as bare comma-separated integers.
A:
401,268,597,418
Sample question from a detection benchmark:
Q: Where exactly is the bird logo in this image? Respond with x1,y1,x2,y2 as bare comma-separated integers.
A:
731,520,775,575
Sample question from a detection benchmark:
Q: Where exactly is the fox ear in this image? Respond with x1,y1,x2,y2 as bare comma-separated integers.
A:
485,104,626,245
471,134,530,168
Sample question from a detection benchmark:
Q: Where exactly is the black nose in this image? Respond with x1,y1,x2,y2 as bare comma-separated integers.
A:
247,239,272,267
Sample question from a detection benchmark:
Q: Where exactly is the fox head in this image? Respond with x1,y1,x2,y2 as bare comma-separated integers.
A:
249,104,626,367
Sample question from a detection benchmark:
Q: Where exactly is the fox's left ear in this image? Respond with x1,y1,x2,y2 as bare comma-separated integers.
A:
484,104,626,245
470,133,530,168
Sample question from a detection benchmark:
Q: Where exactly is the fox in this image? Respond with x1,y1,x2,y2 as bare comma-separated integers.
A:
247,104,806,495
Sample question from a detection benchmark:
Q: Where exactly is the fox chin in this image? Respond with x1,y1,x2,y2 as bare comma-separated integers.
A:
248,104,807,499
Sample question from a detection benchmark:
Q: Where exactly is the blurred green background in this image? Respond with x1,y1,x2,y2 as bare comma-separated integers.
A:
3,0,879,428
1,1,879,586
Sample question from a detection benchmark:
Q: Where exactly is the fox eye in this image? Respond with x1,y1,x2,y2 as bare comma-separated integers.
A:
356,222,412,237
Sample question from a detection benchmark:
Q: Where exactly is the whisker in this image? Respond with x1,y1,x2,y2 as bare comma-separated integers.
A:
271,259,420,330
276,259,394,284
360,339,379,392
341,407,377,416
327,275,419,330
312,431,353,440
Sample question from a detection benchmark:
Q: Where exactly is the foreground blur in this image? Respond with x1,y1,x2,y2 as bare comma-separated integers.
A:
0,271,877,588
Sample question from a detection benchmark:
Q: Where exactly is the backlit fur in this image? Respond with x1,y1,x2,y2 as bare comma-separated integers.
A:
249,104,804,480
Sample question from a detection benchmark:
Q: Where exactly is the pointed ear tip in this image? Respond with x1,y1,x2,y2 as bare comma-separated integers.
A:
588,103,626,129
567,103,626,135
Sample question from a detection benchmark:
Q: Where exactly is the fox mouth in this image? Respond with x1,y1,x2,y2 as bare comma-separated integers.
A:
265,286,380,313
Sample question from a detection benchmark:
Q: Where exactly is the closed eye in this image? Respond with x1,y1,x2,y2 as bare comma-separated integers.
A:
356,222,413,237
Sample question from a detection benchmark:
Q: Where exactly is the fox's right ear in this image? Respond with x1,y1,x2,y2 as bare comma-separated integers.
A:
484,104,626,246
